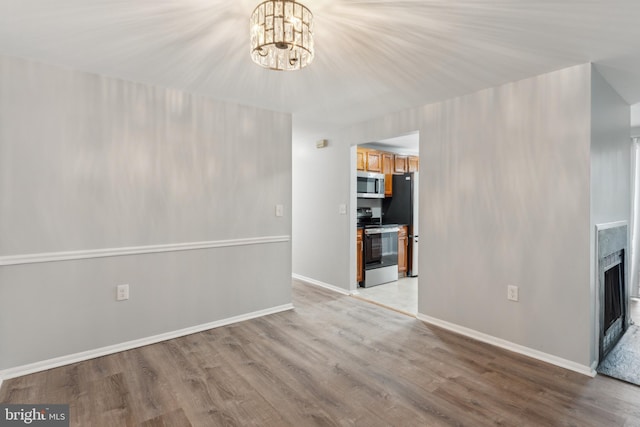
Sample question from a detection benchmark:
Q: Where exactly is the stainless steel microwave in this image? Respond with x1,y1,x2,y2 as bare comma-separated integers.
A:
357,171,385,198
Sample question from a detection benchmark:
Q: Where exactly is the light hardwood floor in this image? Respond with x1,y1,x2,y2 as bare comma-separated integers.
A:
2,280,640,426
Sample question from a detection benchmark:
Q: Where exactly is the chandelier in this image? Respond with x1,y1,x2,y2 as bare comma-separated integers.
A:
250,0,314,71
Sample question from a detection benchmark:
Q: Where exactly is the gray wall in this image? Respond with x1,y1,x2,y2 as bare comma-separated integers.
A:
420,64,592,366
292,139,352,288
589,65,631,363
293,63,615,368
0,55,292,369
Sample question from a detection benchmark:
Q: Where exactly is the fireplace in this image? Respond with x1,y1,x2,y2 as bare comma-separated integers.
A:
597,224,628,363
600,250,625,359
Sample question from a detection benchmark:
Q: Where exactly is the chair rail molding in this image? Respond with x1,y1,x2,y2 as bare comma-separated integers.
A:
0,235,290,266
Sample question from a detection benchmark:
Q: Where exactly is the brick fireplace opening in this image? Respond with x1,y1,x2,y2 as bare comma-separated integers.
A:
600,250,626,360
597,224,629,364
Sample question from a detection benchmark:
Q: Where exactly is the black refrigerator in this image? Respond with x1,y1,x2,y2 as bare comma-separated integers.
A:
382,172,419,277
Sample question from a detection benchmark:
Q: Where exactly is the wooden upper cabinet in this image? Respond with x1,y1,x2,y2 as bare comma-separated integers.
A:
366,151,382,172
357,147,418,179
381,153,394,174
394,155,408,174
357,149,366,171
408,156,419,172
382,153,394,196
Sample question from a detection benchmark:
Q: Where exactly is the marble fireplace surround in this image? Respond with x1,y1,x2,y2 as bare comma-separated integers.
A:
596,222,629,364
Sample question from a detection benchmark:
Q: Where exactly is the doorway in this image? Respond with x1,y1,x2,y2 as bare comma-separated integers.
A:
354,132,419,316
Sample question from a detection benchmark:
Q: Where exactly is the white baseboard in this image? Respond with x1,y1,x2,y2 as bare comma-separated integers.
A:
292,273,353,296
0,303,294,382
416,313,596,377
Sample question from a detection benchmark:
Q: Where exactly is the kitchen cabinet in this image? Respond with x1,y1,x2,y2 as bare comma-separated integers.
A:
382,153,394,196
394,155,408,173
408,156,419,172
366,151,382,172
398,226,408,275
357,148,383,172
357,150,366,170
357,228,364,283
356,147,419,186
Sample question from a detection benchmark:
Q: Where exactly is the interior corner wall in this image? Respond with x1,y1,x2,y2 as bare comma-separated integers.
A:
293,63,596,367
292,133,353,290
420,64,593,367
0,55,292,370
589,65,631,365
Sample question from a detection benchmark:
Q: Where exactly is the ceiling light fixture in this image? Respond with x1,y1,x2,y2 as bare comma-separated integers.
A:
250,0,314,71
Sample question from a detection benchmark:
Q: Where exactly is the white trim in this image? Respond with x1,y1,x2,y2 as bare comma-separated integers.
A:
292,274,353,296
416,313,596,377
0,303,294,381
0,235,290,266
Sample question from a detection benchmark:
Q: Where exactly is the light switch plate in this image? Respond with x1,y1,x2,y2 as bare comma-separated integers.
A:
275,204,284,217
116,284,129,301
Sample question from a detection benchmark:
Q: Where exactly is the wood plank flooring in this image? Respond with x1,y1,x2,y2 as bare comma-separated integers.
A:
2,280,640,426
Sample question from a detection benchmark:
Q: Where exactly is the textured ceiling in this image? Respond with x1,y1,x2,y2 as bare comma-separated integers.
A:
1,0,640,138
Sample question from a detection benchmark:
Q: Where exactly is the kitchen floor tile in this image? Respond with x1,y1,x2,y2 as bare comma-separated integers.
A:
355,277,417,315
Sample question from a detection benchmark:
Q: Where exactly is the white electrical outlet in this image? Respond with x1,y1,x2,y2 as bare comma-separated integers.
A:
275,204,284,217
116,284,129,301
507,285,519,302
338,204,347,215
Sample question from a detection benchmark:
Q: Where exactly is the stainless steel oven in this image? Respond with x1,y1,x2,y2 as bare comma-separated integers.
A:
363,225,399,287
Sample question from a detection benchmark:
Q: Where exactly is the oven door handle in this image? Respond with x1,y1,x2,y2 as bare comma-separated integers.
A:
364,227,400,235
